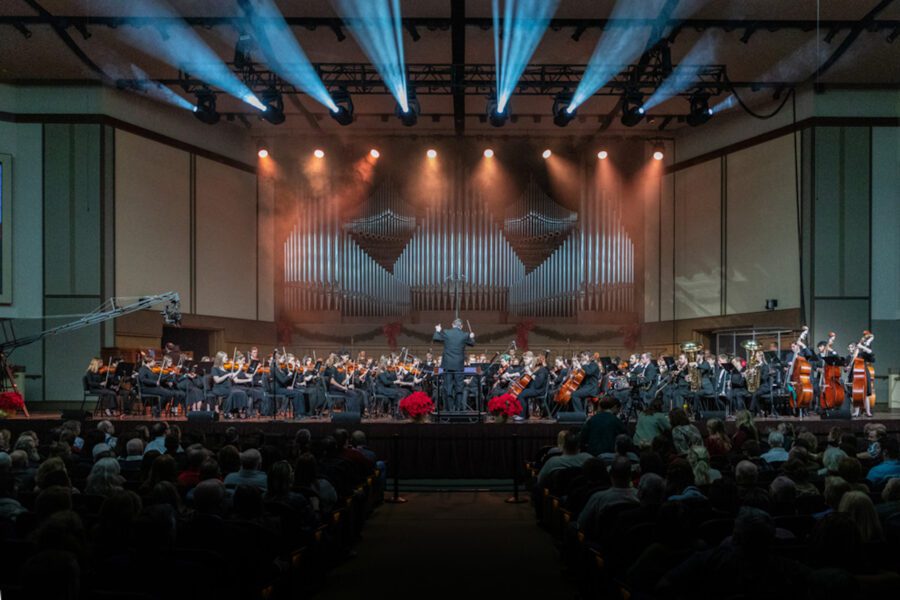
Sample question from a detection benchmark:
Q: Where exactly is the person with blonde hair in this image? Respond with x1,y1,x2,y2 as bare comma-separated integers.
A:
687,445,721,485
85,357,120,416
839,490,884,543
85,457,125,497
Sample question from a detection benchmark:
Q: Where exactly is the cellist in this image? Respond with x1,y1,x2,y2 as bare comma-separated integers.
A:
847,335,876,418
515,352,549,421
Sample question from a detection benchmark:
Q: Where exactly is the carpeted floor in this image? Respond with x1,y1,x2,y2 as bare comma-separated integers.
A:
316,491,576,599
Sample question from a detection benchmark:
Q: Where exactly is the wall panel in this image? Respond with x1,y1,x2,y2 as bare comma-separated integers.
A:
659,173,675,321
872,127,900,321
195,156,257,320
673,160,721,319
114,129,191,311
643,173,661,323
257,176,275,322
725,134,800,314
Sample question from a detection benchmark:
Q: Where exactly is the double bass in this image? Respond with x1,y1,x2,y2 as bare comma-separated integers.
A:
788,326,814,410
820,332,846,410
850,330,875,410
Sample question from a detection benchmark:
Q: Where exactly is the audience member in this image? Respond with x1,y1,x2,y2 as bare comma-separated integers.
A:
581,398,626,456
224,448,268,491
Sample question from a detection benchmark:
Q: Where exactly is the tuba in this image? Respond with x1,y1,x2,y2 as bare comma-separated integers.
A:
742,340,761,393
680,341,703,392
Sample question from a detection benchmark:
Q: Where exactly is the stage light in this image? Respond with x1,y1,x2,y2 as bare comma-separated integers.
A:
234,33,254,70
552,91,576,127
621,94,645,128
486,96,509,127
597,150,608,160
258,148,269,158
484,148,494,158
686,94,713,127
259,89,286,124
314,149,325,159
542,149,552,159
426,148,437,159
652,143,665,161
396,89,420,126
193,92,220,125
329,89,354,126
370,149,380,159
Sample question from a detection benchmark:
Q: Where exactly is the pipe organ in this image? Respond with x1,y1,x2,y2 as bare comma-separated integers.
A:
282,175,634,319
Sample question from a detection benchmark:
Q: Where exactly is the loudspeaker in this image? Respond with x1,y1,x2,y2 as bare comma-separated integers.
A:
557,411,587,424
821,408,852,420
187,410,218,423
699,410,726,420
61,410,91,421
331,411,361,426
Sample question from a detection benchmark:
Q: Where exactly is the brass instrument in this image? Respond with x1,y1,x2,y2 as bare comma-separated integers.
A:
680,341,703,392
742,340,762,393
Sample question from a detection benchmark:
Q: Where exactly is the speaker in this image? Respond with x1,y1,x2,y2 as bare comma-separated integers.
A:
331,411,361,426
187,410,218,423
821,408,852,420
61,410,91,422
699,410,726,420
557,411,587,424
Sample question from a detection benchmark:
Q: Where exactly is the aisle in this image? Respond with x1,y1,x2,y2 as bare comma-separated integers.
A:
316,491,576,599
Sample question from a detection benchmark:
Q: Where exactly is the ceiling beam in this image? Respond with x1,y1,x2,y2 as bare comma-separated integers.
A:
813,0,896,80
451,0,465,135
19,0,108,80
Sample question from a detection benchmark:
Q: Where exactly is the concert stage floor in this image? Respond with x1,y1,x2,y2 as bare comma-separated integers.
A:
5,411,900,479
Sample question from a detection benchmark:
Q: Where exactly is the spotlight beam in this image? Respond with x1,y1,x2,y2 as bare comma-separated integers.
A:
812,0,895,81
334,0,409,112
240,0,338,112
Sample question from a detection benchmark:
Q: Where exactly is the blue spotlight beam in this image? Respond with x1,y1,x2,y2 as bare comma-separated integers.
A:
643,31,720,111
241,0,338,112
128,64,195,111
492,0,559,113
333,0,408,112
97,0,264,110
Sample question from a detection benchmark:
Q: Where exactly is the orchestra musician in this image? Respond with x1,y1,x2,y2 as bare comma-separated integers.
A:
323,353,365,414
137,354,182,417
211,351,250,419
515,351,549,421
374,356,409,411
232,352,271,417
847,338,876,418
636,353,659,406
84,358,120,416
570,351,600,412
727,357,750,414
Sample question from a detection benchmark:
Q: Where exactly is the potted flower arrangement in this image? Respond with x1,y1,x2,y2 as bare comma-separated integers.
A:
487,393,522,423
399,391,434,423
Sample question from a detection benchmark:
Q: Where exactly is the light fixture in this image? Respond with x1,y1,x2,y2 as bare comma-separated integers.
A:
258,148,269,159
369,149,380,159
652,142,665,161
542,149,552,159
329,89,354,126
597,150,608,160
234,33,254,70
314,149,325,159
426,148,437,159
485,94,509,128
484,148,494,158
552,91,576,127
259,89,286,125
686,93,713,127
621,94,645,128
193,92,220,125
396,88,420,127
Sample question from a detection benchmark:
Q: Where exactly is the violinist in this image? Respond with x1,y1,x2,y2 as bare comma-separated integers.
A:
211,351,250,419
487,355,516,400
177,362,206,411
515,352,549,421
460,356,481,411
85,358,120,416
323,353,364,413
137,355,180,417
570,351,600,412
271,352,305,417
232,352,271,417
375,356,409,411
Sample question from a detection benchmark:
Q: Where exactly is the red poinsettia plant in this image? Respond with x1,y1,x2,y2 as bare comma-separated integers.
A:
399,391,434,419
487,393,522,418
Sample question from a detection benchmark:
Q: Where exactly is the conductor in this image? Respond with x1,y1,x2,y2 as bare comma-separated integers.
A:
433,319,475,411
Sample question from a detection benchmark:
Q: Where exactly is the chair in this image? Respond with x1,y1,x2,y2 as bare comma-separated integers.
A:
136,379,162,417
80,377,102,415
367,379,392,417
318,378,344,416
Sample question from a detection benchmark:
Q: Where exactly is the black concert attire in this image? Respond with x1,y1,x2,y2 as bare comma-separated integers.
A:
433,327,475,411
461,367,481,411
137,364,179,415
663,366,690,412
324,366,363,413
234,368,270,417
750,363,775,416
570,360,600,412
211,367,249,415
375,370,408,409
638,362,659,405
272,362,305,416
727,368,750,414
177,371,206,409
517,365,549,418
85,371,119,412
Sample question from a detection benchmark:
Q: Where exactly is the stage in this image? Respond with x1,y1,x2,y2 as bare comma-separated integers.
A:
4,410,900,479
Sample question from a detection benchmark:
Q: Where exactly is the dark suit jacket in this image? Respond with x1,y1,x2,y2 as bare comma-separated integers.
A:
433,328,474,371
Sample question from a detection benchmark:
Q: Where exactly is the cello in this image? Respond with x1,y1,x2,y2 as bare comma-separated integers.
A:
554,356,584,406
788,326,814,410
850,331,875,410
819,332,845,410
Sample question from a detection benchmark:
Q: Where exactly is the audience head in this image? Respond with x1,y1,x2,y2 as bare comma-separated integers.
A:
562,430,581,455
837,456,864,486
217,445,241,475
687,445,713,486
294,428,312,451
767,431,784,449
351,430,367,448
334,429,350,448
823,476,851,510
267,460,294,496
86,458,123,496
240,448,262,472
609,456,632,488
639,451,665,478
882,478,900,503
198,458,221,482
91,443,113,462
145,454,177,487
732,506,775,554
150,422,169,440
294,453,319,487
614,434,632,457
822,447,849,474
769,476,797,506
36,457,71,491
706,418,727,438
637,473,665,505
669,408,690,428
839,490,883,542
35,486,73,519
193,479,225,515
665,459,695,497
735,460,759,487
125,438,144,457
146,481,182,513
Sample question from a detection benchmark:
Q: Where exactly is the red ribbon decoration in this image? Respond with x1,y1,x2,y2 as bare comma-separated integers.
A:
382,321,403,350
515,319,535,351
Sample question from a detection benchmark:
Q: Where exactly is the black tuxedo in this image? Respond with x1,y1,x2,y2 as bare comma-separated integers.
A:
433,327,475,409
